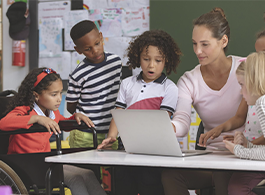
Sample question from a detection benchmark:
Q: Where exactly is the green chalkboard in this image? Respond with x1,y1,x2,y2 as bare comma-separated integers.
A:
150,0,265,83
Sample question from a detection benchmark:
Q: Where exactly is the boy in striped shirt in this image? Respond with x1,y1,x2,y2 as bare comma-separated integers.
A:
66,20,122,148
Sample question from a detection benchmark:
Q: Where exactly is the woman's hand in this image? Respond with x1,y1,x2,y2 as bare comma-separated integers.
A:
198,126,223,147
223,140,235,154
97,137,116,150
74,113,95,128
35,115,61,135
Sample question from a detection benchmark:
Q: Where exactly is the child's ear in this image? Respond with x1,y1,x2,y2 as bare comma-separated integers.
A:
33,91,39,102
74,46,83,55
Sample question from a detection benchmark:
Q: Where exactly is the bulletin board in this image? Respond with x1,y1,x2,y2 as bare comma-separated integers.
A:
29,0,150,89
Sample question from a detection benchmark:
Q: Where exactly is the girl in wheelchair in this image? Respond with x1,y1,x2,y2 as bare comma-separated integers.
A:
0,67,106,195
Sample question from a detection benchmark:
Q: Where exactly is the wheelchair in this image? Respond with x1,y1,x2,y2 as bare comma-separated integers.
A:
0,90,99,195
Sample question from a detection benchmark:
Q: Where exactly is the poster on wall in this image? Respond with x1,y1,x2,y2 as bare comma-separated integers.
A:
83,0,108,9
37,0,150,76
100,8,122,37
108,0,133,8
122,7,149,36
39,52,71,80
39,18,63,58
103,37,132,66
64,10,89,51
38,1,71,28
133,0,149,7
71,51,85,71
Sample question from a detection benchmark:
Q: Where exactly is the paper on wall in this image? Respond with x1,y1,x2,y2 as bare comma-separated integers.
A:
64,10,89,51
133,0,149,7
103,37,131,66
87,9,103,30
38,52,71,80
38,1,71,28
108,0,133,8
39,18,63,58
191,107,197,123
100,8,122,37
142,7,150,31
122,7,146,36
71,51,86,72
83,0,108,9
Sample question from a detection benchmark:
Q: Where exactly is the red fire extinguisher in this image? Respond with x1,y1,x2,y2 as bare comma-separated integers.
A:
12,40,25,67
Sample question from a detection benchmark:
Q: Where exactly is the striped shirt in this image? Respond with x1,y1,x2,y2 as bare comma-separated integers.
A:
66,52,122,133
234,94,265,160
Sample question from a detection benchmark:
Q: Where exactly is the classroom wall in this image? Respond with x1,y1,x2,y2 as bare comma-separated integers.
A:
150,0,265,83
2,0,29,91
2,0,265,90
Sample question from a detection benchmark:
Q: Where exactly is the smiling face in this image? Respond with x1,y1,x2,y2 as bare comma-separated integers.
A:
34,79,63,114
140,45,165,83
236,74,259,105
74,29,105,64
192,25,227,66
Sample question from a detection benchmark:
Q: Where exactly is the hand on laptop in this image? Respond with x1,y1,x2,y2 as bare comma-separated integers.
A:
198,127,223,147
97,137,117,150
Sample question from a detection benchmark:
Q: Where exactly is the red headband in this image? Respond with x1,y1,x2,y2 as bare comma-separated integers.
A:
34,68,56,87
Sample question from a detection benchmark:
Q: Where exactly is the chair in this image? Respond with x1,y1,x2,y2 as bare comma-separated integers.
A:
0,90,99,195
195,121,265,195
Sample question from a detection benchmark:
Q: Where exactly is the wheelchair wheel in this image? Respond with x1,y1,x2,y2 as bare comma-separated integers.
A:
0,160,28,194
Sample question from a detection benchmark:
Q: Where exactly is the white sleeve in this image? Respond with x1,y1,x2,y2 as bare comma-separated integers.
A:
234,144,265,160
256,95,265,137
115,79,128,109
160,82,178,114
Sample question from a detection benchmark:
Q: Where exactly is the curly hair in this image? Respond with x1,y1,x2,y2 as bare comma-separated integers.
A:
126,29,182,75
6,67,62,115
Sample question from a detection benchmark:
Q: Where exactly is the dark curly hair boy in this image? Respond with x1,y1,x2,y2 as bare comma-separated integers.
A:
126,29,182,75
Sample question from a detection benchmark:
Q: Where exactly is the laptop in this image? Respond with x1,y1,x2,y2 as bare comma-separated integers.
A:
111,109,211,157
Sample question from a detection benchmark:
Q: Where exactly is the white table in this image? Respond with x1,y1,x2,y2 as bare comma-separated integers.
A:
45,149,265,172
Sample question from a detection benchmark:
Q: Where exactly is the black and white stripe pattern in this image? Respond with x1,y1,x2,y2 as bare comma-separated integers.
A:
66,52,122,132
234,95,265,160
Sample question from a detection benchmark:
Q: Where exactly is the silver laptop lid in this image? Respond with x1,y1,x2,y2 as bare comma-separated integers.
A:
111,109,183,157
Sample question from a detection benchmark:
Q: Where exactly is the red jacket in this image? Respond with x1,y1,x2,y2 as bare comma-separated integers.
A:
0,106,75,154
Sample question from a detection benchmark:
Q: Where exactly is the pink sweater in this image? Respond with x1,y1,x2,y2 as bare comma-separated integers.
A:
172,55,245,147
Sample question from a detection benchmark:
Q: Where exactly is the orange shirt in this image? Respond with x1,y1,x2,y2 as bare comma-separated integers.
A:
0,106,75,154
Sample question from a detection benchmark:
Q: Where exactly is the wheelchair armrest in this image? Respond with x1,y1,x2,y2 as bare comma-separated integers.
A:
0,120,98,154
0,123,47,135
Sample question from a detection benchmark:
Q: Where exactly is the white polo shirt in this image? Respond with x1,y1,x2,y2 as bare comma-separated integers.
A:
115,72,178,113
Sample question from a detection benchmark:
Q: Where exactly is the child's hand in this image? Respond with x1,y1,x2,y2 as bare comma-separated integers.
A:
223,135,234,142
74,113,94,128
234,131,248,147
97,137,116,150
223,140,235,154
36,115,61,135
